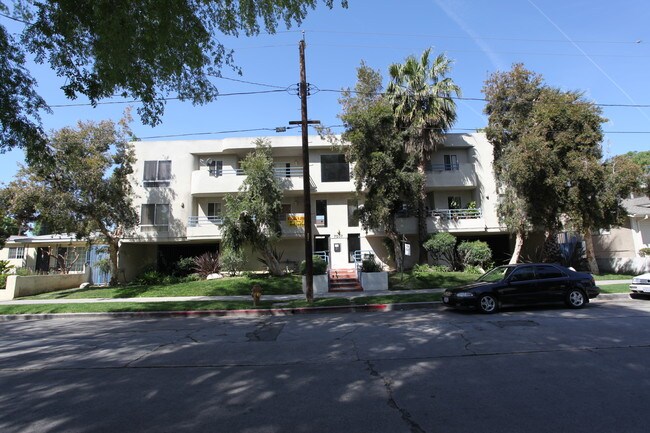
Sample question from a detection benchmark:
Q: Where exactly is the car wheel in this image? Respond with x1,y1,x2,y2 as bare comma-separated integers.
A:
566,289,586,308
478,294,498,314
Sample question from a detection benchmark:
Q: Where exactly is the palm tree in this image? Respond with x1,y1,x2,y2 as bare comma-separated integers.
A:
386,48,461,264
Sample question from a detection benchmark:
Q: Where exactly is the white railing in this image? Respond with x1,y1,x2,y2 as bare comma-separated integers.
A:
187,216,223,227
426,162,460,171
208,167,304,178
313,250,329,264
428,208,482,220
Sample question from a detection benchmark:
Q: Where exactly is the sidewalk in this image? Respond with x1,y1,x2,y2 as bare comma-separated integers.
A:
0,288,446,305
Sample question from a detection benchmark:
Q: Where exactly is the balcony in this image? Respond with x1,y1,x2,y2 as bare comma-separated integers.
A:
186,216,223,238
191,167,307,196
393,208,485,234
425,163,477,189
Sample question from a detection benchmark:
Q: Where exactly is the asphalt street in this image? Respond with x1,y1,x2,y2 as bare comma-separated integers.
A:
2,298,650,433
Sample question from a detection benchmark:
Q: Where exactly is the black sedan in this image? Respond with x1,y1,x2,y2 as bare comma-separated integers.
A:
443,263,600,314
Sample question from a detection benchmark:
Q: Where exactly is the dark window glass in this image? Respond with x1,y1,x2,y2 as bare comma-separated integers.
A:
444,154,458,170
347,199,359,226
316,200,328,227
141,204,155,225
536,265,565,279
143,161,158,181
158,161,172,180
141,204,170,226
348,234,360,262
321,154,350,182
509,266,536,282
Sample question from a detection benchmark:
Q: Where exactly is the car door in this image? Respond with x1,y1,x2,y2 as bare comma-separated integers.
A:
500,265,537,305
533,265,570,302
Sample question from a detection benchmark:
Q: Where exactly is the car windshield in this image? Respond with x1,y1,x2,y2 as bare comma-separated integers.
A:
476,266,513,283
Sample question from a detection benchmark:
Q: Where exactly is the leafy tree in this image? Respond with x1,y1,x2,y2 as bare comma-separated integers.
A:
457,240,492,269
222,139,284,276
338,62,418,271
3,114,138,285
423,232,459,270
483,64,544,263
0,0,347,158
621,150,650,196
386,48,461,264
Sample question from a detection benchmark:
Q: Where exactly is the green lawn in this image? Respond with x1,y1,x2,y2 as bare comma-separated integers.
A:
23,274,302,300
599,283,632,294
594,273,635,281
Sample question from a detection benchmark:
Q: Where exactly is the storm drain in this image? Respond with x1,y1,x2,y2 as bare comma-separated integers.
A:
246,323,286,342
492,320,539,328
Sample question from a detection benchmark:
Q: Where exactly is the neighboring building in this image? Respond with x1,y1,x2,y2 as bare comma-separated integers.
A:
0,234,111,284
118,133,509,281
593,196,650,273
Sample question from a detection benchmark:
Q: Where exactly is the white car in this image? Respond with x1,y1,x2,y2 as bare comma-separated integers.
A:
630,273,650,297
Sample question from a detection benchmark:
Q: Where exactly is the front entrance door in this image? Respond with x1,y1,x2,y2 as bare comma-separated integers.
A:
314,235,330,264
35,247,50,274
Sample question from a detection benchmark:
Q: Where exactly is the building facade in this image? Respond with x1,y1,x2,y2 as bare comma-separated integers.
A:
118,133,509,281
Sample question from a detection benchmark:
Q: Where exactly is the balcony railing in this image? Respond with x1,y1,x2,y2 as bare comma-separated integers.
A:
396,208,482,220
208,167,304,178
426,163,460,171
188,216,223,227
428,208,482,220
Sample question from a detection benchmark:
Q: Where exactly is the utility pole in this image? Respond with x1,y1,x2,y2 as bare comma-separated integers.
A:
289,36,319,302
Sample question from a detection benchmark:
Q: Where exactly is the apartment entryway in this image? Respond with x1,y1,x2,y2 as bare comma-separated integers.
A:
328,268,361,292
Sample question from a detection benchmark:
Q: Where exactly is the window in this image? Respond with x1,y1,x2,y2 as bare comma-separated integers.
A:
141,204,170,226
8,247,25,259
509,266,536,282
348,234,360,263
536,265,566,279
347,199,359,227
316,200,328,227
143,160,172,186
208,160,223,177
444,155,459,170
207,202,222,222
321,154,350,182
56,247,86,273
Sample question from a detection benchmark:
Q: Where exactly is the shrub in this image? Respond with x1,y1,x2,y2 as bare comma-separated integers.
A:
0,260,14,274
299,255,328,275
0,274,7,290
424,232,460,270
15,268,33,276
94,258,112,275
193,252,221,279
639,247,650,257
134,270,166,285
413,263,450,273
463,265,484,275
174,256,197,277
457,240,492,269
361,258,382,272
221,247,245,277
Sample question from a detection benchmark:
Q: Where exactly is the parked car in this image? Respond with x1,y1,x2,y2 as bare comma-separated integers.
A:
443,263,600,314
629,273,650,298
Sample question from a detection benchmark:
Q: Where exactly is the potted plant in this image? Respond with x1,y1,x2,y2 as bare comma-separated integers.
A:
360,257,388,291
300,255,329,295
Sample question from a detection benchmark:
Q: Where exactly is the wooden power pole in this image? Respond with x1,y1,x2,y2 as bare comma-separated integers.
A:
290,37,319,302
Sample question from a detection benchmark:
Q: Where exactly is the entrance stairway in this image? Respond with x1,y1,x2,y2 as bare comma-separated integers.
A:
329,268,362,292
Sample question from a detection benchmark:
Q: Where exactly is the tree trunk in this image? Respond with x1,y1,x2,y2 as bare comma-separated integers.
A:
386,230,404,272
108,239,119,286
583,228,600,274
417,163,428,265
263,247,283,276
510,231,524,264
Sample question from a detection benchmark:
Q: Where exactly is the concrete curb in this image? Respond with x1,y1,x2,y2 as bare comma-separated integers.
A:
0,293,638,321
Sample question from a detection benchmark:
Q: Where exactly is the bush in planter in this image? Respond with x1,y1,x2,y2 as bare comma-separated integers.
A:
361,258,382,272
457,240,492,270
299,255,328,275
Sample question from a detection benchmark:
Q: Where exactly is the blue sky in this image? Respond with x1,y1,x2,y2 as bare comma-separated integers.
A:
1,0,649,185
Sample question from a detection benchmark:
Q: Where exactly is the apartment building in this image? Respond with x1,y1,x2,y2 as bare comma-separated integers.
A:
119,133,509,280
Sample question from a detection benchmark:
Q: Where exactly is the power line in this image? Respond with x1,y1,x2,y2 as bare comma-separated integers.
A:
138,126,301,140
0,12,29,24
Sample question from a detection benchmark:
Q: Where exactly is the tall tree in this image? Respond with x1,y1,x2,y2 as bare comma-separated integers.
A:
622,150,650,196
386,48,461,264
221,139,285,276
338,62,419,270
483,64,545,263
0,0,347,158
3,114,138,285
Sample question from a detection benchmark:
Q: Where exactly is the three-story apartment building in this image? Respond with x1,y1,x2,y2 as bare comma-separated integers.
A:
119,133,508,280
